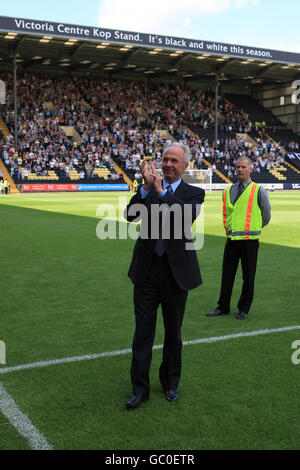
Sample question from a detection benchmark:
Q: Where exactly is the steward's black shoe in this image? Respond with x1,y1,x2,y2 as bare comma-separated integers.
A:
206,308,229,317
165,390,179,402
126,394,149,409
236,311,248,320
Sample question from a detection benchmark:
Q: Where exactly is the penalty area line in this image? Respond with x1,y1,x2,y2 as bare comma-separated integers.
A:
0,325,300,376
0,382,53,450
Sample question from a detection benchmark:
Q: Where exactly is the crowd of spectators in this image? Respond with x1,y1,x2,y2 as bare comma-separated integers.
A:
0,72,296,185
165,123,286,181
287,141,300,152
0,74,125,182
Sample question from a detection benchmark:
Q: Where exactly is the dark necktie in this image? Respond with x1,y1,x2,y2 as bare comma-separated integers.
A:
154,184,173,256
233,182,244,204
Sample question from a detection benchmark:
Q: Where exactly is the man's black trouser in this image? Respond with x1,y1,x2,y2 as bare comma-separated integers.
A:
131,254,188,396
217,239,259,314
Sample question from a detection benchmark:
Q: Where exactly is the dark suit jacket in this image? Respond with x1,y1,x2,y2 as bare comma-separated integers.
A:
124,180,205,291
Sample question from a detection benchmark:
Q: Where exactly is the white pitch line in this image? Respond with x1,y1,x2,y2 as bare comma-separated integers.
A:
0,382,53,450
1,325,300,376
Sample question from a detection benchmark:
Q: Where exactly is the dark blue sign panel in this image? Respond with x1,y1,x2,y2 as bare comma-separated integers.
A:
1,15,300,65
283,183,300,189
78,184,129,191
286,153,300,171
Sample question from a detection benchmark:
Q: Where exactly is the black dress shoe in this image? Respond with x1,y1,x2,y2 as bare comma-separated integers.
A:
236,311,248,319
206,308,229,317
126,394,149,409
165,390,179,402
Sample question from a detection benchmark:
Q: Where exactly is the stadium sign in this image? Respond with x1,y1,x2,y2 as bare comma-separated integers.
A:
283,183,300,190
78,184,129,191
22,184,78,192
286,153,300,171
1,15,300,65
21,183,129,192
292,80,300,104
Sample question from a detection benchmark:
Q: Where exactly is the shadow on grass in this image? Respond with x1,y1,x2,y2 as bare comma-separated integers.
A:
0,204,299,366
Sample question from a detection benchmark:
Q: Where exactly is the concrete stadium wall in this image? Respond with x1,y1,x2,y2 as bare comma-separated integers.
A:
253,84,300,136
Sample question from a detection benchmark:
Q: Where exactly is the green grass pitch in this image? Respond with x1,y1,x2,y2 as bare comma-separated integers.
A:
0,190,299,450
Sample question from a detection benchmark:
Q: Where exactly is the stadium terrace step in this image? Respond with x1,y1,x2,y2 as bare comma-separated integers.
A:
268,128,300,149
93,167,110,179
68,169,80,180
185,127,232,184
225,94,283,129
0,119,10,140
60,126,83,144
285,160,300,175
266,133,287,154
280,162,300,182
202,157,232,184
224,96,234,107
0,158,19,193
44,101,56,111
186,128,197,138
269,166,287,181
154,129,174,141
236,132,258,149
112,161,133,190
136,107,148,118
20,169,59,181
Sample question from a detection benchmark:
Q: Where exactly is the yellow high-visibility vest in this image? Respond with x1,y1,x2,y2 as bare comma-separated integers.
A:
223,182,262,240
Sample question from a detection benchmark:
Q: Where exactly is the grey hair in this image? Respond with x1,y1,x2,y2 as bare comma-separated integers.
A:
236,156,253,168
162,142,191,163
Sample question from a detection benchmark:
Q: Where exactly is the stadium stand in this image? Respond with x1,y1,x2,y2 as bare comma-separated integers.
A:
225,93,283,130
0,72,299,189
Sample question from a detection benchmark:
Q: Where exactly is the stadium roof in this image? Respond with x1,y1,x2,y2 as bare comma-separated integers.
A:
1,15,300,88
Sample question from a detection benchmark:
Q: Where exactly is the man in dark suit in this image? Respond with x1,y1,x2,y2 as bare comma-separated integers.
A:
124,142,205,408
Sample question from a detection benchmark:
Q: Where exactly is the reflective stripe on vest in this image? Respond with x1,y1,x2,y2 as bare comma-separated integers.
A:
223,182,262,240
244,182,257,240
223,186,228,232
226,230,261,237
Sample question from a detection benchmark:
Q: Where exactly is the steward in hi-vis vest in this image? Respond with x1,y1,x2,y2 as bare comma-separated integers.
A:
223,182,262,240
207,157,271,320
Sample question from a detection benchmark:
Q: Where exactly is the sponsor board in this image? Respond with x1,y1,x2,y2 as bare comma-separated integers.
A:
78,184,129,191
284,183,300,190
21,183,293,192
21,183,130,192
193,183,285,190
22,184,78,192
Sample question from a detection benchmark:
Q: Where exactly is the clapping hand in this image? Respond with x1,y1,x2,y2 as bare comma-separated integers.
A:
141,161,163,193
148,165,163,194
141,160,153,191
